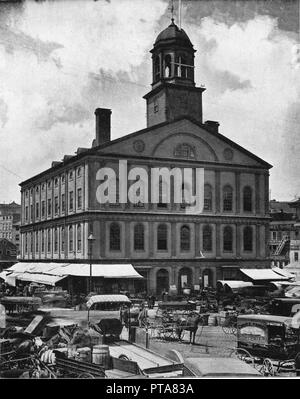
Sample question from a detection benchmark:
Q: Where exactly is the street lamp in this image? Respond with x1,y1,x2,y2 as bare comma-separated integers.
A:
88,233,95,294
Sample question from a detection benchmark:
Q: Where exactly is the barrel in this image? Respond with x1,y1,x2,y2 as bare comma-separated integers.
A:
77,347,91,363
40,349,56,365
92,345,110,369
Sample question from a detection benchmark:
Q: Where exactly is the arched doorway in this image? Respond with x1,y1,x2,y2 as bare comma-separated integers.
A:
202,268,213,288
178,267,193,294
156,269,169,295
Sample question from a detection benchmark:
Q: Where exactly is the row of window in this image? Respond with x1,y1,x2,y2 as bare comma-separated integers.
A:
23,224,82,254
109,223,254,253
24,189,82,221
24,167,83,198
204,184,253,212
23,223,255,256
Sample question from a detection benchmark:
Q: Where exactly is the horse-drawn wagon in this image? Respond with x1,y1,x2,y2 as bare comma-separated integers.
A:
234,314,300,376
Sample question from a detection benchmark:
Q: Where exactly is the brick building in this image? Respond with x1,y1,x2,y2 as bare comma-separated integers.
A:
19,21,272,294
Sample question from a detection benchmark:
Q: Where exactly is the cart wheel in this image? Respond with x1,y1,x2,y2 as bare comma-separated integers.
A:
230,326,237,335
78,372,95,379
222,326,231,335
119,354,131,361
231,348,254,366
261,358,275,377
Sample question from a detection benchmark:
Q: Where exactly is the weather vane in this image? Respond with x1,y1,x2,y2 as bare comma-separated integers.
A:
169,0,175,23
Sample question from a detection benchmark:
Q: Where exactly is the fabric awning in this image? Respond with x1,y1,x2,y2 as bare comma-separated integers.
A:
240,268,290,281
14,273,67,287
87,294,131,309
217,280,253,290
272,267,295,279
61,263,144,279
1,263,143,285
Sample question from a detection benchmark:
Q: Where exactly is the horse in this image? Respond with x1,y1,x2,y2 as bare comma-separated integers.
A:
175,312,203,344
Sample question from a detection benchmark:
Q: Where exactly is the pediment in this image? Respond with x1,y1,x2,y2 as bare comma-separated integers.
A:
97,118,271,169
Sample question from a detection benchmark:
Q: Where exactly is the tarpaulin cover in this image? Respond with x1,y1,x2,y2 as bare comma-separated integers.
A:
87,294,131,309
240,269,290,281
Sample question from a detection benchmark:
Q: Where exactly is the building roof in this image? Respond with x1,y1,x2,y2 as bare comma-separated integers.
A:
270,200,296,215
154,21,193,48
19,115,273,187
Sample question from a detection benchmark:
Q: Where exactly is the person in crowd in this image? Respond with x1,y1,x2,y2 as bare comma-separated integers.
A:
138,303,148,328
23,285,29,297
150,294,156,309
147,295,152,309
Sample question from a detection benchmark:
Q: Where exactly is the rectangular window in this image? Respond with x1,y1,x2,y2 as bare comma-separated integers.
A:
41,230,45,252
54,229,58,252
35,231,39,252
69,227,73,252
47,229,51,252
36,203,39,218
77,224,82,251
30,233,33,253
30,205,33,221
295,252,299,262
25,206,28,221
61,194,65,213
69,191,74,211
41,201,45,218
54,196,59,215
61,227,65,252
47,199,51,216
77,188,82,209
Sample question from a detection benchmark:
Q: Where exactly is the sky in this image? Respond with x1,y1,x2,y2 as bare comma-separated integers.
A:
0,0,299,203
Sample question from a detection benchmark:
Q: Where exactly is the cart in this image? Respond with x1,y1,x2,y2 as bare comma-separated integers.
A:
0,297,42,314
234,314,300,376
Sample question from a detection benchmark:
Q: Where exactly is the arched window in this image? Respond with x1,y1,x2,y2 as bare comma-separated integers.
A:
223,185,233,211
223,226,233,252
77,224,82,252
134,223,144,251
243,226,253,251
157,224,168,250
175,55,187,78
203,225,212,252
180,225,190,251
110,223,121,251
243,186,252,212
204,184,213,211
68,225,73,252
154,56,160,81
164,54,171,78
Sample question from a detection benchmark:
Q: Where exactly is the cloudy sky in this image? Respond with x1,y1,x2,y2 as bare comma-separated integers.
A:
0,0,299,203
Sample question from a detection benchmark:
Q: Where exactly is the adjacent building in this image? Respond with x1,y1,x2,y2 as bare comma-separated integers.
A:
0,201,21,254
19,21,272,294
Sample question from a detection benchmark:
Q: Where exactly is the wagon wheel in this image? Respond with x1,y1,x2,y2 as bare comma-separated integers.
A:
230,326,237,335
230,348,254,366
261,358,275,377
119,354,131,361
222,325,231,335
78,372,95,379
163,325,175,340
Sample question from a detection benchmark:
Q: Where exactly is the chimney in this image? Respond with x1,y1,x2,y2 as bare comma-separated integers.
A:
93,108,111,147
204,120,220,133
